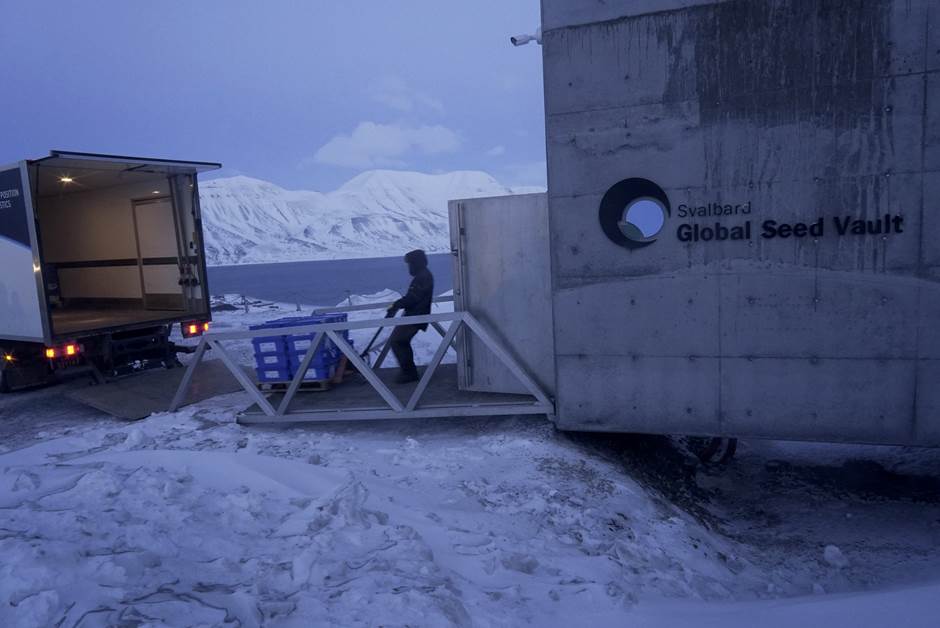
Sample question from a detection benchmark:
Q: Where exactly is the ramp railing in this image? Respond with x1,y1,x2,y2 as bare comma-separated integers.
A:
169,311,553,424
312,296,457,369
311,294,454,315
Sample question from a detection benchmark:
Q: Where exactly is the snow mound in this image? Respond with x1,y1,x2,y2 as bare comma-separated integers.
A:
0,415,764,627
823,545,850,569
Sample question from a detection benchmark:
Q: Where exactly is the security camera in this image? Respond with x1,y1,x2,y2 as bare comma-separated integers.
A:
510,27,541,46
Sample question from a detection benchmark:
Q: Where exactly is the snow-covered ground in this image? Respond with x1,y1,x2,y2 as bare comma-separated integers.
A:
1,294,939,627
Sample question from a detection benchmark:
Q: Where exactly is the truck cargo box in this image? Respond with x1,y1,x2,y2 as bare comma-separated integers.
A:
0,151,219,345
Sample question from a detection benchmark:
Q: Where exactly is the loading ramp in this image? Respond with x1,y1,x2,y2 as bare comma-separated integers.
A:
171,311,554,425
240,364,540,424
66,360,244,420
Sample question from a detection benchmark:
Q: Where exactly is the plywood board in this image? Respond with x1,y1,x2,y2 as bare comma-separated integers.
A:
66,360,243,420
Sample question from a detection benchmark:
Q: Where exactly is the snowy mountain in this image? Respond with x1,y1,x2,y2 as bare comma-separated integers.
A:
198,170,543,266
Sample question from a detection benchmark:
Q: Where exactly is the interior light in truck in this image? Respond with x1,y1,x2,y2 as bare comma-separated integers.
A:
59,176,73,183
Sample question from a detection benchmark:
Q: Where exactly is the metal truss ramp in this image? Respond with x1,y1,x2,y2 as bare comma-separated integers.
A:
170,311,554,425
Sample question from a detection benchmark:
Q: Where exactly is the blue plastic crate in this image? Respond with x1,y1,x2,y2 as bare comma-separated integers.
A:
250,335,285,352
287,340,352,380
251,335,287,356
284,331,348,366
256,364,335,383
250,313,349,383
253,350,291,369
286,333,352,355
249,317,309,363
287,350,337,369
284,332,325,353
292,363,336,382
252,313,347,332
255,365,294,382
250,314,334,332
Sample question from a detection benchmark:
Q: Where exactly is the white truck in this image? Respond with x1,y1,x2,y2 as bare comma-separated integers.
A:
0,151,219,391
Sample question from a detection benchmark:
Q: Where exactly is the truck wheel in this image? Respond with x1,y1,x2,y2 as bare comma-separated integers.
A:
688,437,738,464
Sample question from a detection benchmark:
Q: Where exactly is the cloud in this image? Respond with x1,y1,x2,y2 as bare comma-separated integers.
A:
311,121,461,169
485,145,506,157
369,76,444,114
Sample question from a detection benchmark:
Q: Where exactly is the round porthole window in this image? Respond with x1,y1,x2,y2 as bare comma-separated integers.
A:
618,197,667,243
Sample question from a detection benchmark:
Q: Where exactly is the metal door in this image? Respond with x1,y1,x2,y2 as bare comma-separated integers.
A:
448,193,555,395
132,197,184,311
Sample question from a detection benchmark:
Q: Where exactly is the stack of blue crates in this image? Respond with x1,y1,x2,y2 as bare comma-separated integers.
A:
250,313,352,383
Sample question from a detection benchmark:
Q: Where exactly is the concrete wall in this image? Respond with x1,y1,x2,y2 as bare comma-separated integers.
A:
541,0,940,444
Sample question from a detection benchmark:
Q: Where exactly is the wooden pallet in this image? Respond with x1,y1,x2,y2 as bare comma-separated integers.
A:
257,379,332,393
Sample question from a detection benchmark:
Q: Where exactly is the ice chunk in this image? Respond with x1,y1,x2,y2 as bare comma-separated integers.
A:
823,544,849,569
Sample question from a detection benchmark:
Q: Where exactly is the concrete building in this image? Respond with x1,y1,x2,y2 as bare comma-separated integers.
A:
523,0,938,445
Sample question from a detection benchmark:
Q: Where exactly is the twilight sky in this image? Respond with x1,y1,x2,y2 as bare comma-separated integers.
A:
0,1,545,190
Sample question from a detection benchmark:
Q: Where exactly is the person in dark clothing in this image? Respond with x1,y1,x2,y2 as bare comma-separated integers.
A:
387,249,434,383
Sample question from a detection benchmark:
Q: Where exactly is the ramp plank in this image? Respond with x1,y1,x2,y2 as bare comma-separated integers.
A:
66,360,244,420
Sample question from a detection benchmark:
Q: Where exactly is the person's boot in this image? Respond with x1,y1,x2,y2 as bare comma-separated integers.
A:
395,369,419,384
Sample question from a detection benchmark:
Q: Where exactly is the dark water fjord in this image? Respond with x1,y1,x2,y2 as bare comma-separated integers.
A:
206,254,453,307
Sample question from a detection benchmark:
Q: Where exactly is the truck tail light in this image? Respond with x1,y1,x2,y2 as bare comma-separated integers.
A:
182,321,210,338
44,344,81,361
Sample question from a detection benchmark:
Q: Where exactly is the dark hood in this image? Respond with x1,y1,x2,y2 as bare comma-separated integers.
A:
404,249,428,276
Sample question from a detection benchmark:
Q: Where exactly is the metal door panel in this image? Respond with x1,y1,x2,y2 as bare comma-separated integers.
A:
0,164,45,341
133,198,184,310
448,193,554,395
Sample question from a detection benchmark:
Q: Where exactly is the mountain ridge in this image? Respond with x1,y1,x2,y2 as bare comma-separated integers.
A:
198,169,543,266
